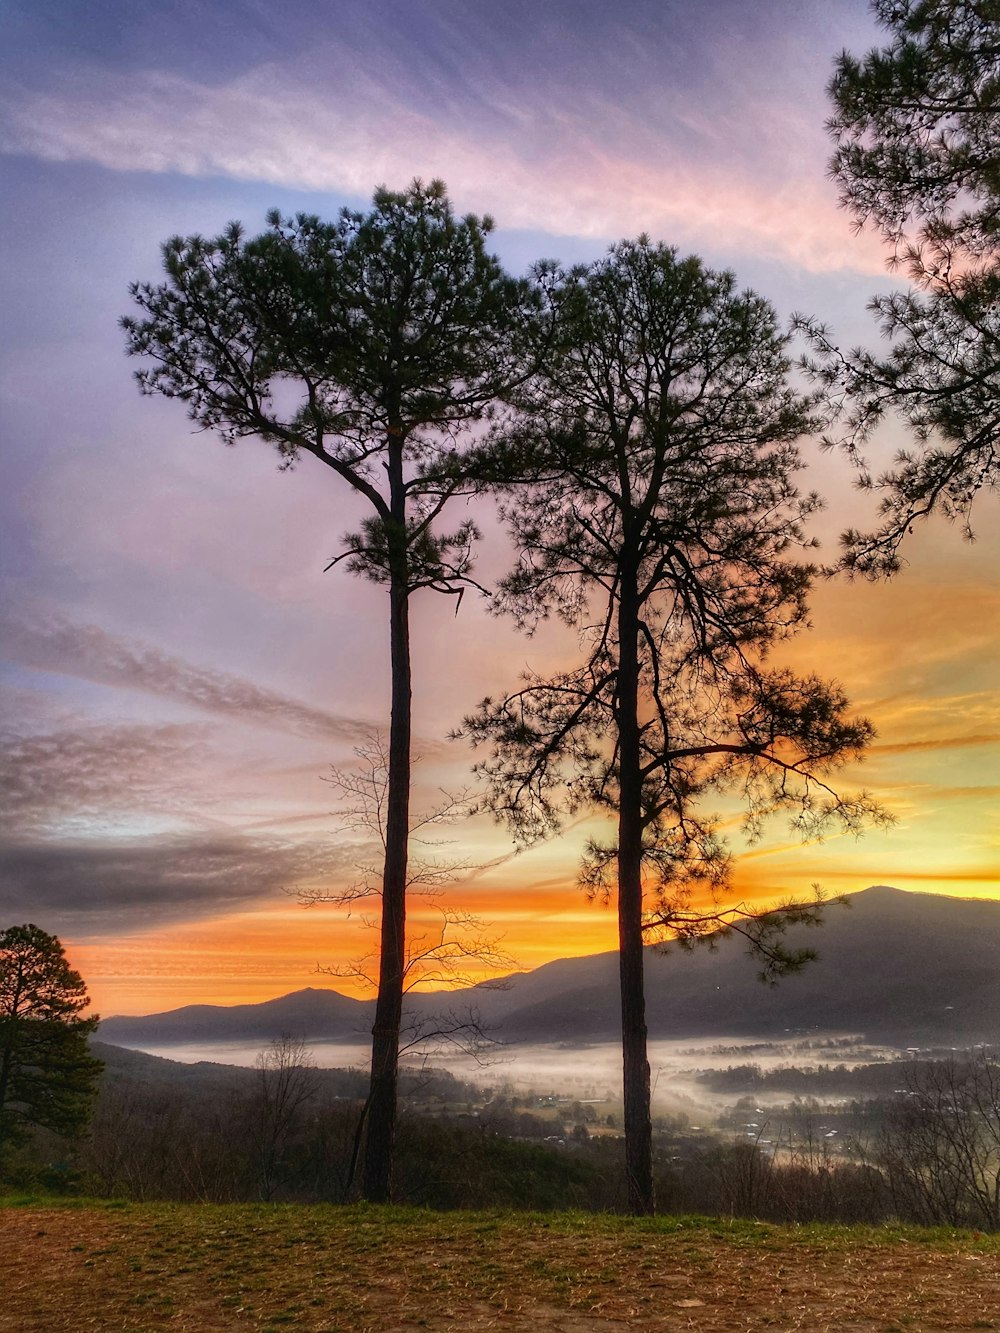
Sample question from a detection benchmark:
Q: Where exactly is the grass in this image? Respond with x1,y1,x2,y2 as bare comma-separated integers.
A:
2,1197,999,1330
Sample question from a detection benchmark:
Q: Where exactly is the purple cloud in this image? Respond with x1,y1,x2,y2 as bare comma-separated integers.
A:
1,615,375,742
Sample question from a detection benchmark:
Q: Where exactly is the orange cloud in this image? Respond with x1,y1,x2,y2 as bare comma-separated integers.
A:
871,734,1000,756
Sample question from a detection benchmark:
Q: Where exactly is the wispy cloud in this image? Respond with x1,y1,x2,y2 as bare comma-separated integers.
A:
0,830,350,935
0,721,208,833
0,59,883,274
0,708,368,937
916,785,1000,802
1,615,374,742
872,734,1000,757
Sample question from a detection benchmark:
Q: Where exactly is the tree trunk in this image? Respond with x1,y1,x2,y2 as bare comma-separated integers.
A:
616,558,655,1216
361,441,411,1204
0,966,21,1155
0,1040,12,1155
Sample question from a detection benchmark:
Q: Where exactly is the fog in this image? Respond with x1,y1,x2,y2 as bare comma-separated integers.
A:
116,1032,898,1121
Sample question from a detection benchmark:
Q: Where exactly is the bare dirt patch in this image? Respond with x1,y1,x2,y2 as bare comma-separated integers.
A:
1,1203,998,1332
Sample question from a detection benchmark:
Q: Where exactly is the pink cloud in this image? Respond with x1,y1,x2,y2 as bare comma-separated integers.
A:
0,63,886,275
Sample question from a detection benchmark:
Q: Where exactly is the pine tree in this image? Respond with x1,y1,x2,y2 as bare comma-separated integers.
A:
464,241,884,1214
804,0,1000,571
124,180,534,1201
0,924,102,1159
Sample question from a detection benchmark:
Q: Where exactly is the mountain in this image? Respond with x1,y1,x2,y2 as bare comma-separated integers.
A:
99,887,1000,1050
99,986,374,1046
90,1040,371,1098
483,885,1000,1044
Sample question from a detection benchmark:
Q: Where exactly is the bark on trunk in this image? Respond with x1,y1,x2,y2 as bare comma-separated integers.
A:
360,439,411,1204
616,558,655,1216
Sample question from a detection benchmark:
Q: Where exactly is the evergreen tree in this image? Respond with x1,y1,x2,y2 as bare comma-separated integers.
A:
0,924,102,1159
464,241,884,1215
123,180,534,1202
806,0,1000,572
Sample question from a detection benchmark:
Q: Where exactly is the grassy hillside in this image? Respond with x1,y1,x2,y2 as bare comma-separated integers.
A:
1,1199,998,1331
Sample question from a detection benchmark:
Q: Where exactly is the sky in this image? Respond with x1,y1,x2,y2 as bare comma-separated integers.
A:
1,0,997,1017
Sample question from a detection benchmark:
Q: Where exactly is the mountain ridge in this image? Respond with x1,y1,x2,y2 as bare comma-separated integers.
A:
99,886,1000,1049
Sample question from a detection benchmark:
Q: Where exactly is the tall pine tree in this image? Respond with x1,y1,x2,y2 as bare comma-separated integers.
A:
124,180,534,1201
465,241,884,1214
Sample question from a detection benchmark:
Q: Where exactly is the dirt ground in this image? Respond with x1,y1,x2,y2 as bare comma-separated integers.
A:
2,1204,998,1332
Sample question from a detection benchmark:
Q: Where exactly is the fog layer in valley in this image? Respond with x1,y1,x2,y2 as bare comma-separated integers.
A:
117,1033,900,1122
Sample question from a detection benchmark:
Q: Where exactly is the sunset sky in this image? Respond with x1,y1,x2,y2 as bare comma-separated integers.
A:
1,0,997,1018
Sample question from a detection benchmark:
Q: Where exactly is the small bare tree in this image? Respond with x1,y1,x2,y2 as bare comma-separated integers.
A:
304,734,514,1016
303,735,515,1192
249,1034,319,1202
873,1052,1000,1230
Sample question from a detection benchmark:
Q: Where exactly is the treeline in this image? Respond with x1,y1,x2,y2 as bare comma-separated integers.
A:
3,1063,892,1221
46,1044,622,1212
704,1052,1000,1230
697,1060,952,1097
8,1045,1000,1230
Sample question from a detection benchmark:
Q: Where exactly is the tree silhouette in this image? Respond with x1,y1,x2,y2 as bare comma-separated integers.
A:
301,734,514,1093
0,924,102,1160
123,180,533,1202
249,1034,318,1202
804,0,1000,572
464,240,884,1214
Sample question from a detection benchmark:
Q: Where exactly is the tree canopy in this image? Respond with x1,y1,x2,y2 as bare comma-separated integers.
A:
0,924,102,1158
810,0,1000,572
829,0,1000,267
123,179,531,598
